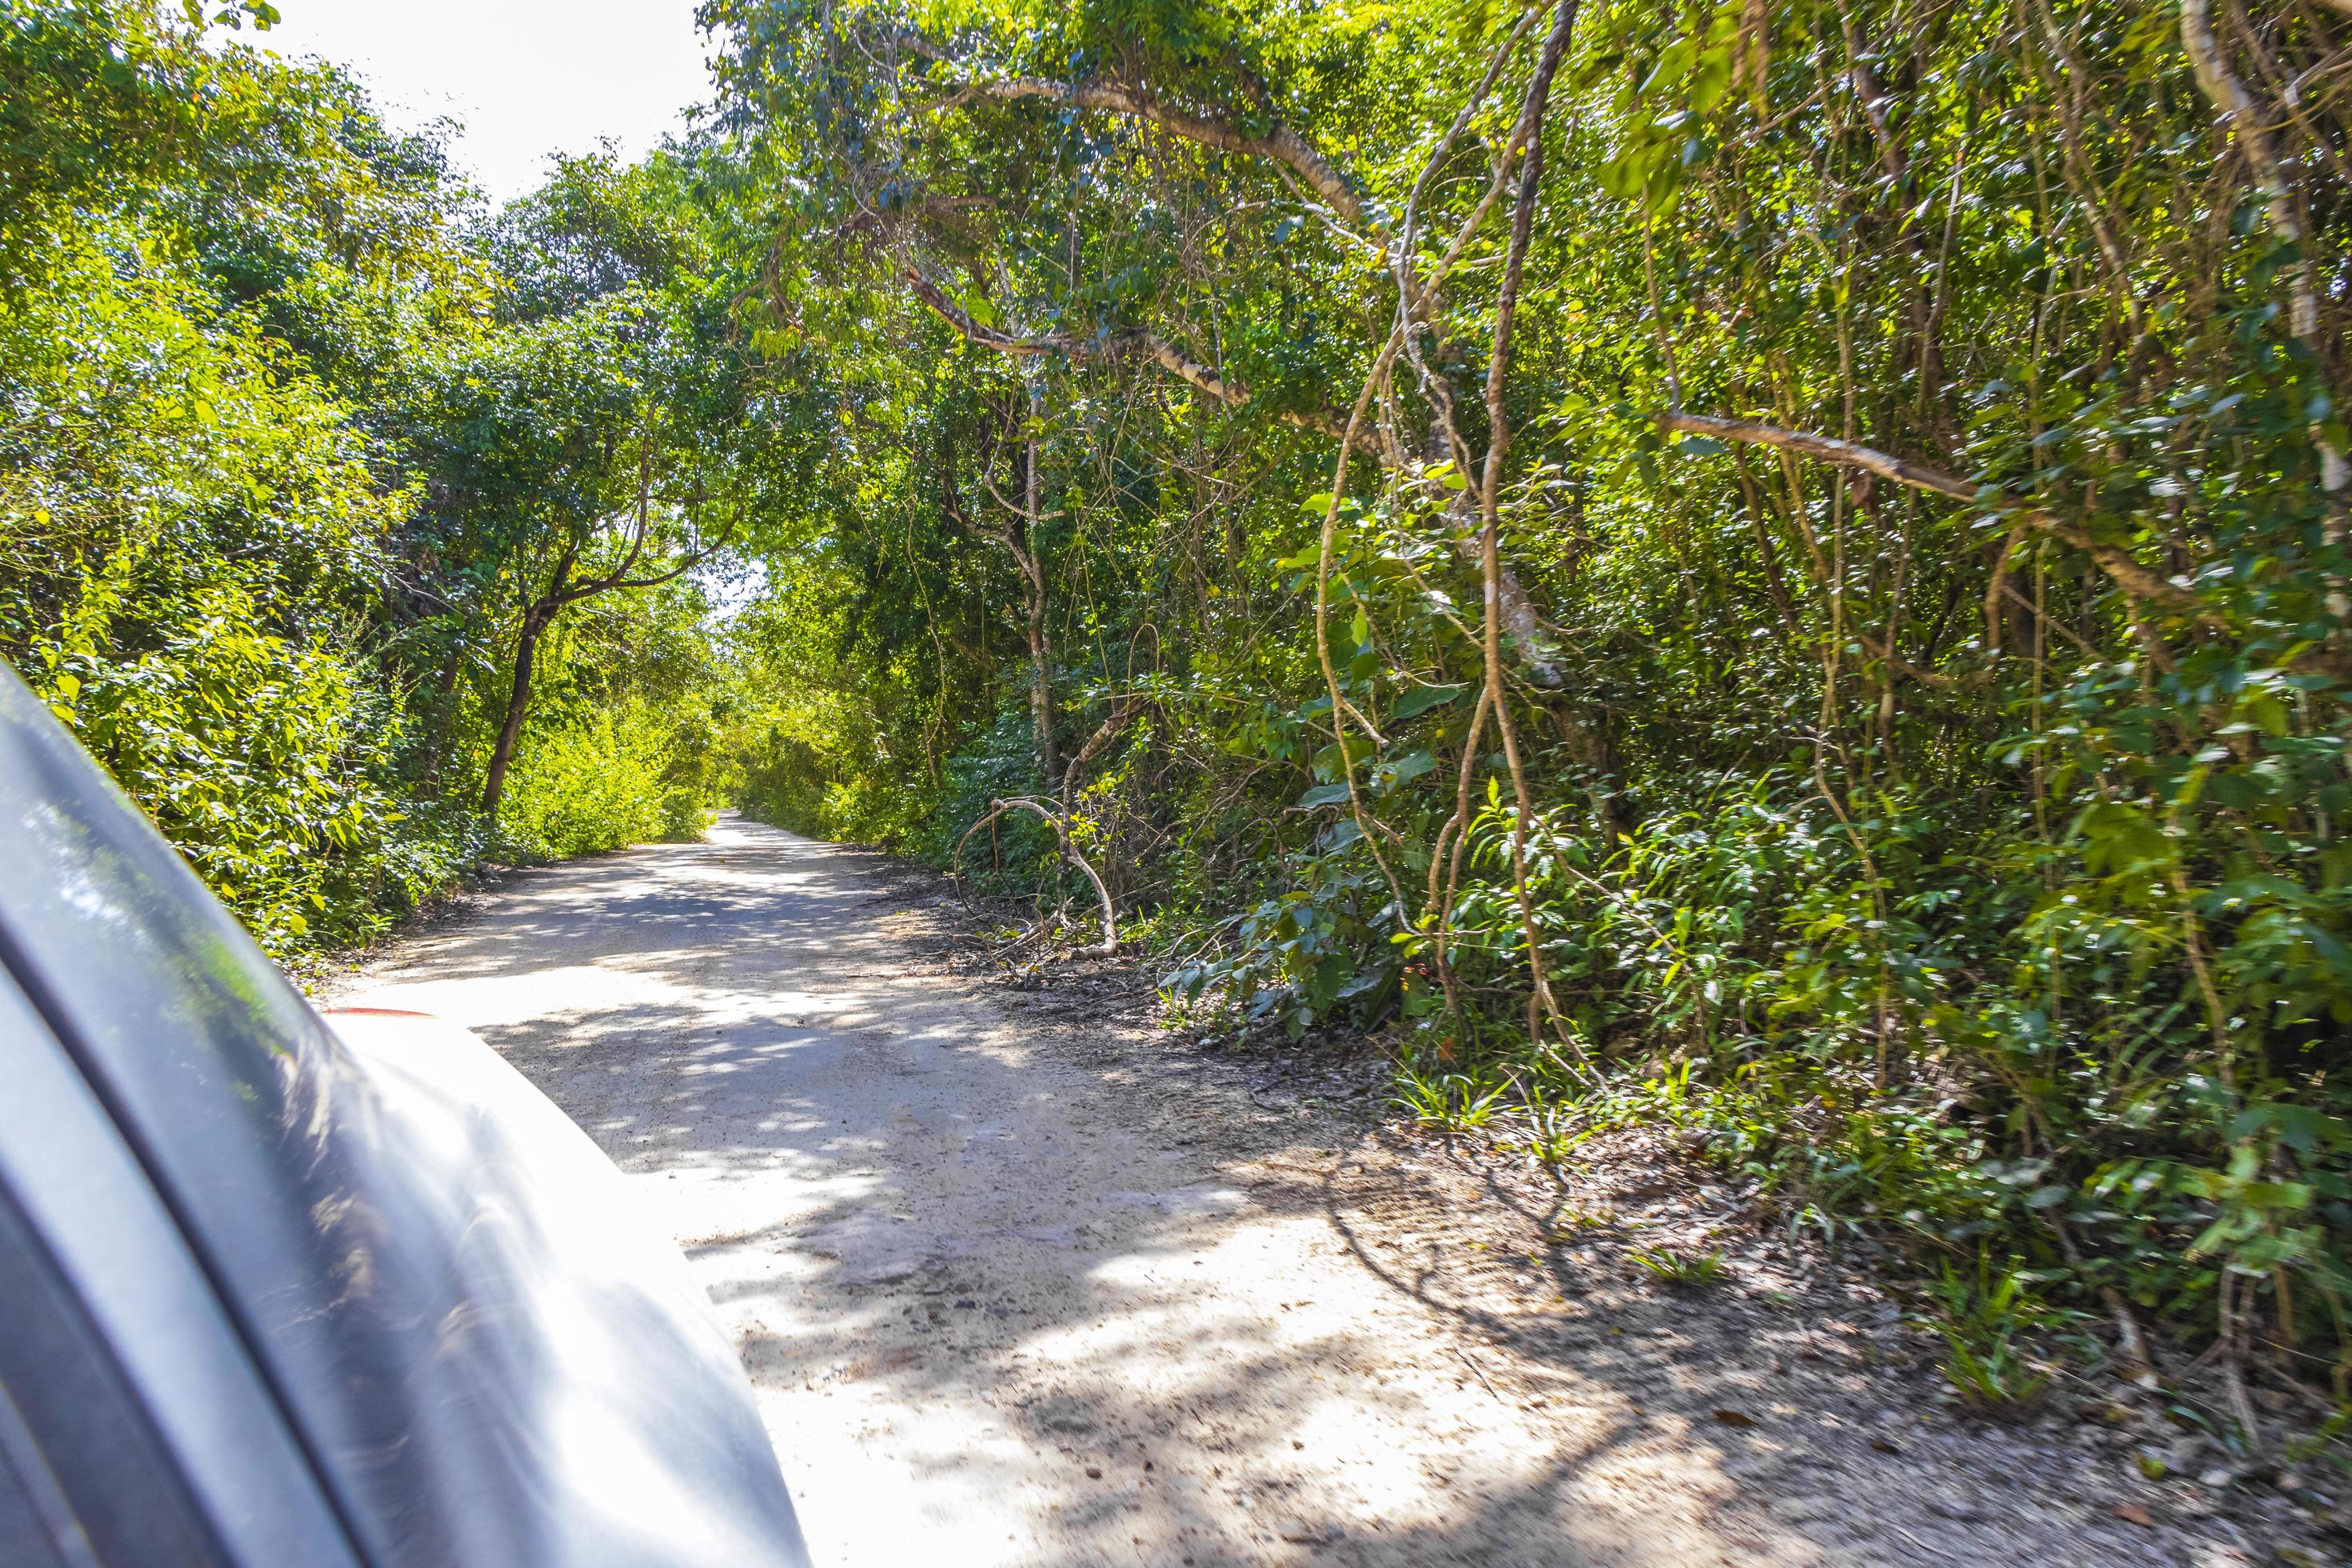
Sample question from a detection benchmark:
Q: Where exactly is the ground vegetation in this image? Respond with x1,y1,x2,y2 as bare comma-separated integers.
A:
2,1,766,956
694,0,2352,1444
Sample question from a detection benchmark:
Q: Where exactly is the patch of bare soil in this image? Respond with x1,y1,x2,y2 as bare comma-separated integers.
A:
336,821,2346,1566
937,894,2346,1567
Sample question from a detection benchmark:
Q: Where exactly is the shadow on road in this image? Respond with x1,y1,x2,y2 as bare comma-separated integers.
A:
335,818,2182,1568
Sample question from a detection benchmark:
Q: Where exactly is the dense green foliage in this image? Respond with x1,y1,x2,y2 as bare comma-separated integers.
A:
1,1,747,957
693,0,2352,1407
17,0,2352,1422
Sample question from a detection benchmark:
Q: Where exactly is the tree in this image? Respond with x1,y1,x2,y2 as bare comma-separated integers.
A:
5,6,762,952
397,151,758,821
704,0,2352,1385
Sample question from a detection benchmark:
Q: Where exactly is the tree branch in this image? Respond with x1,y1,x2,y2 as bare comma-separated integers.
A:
2180,0,2350,505
554,550,714,604
950,795,1120,957
934,73,1366,228
1658,412,2218,620
1140,333,1364,447
901,270,1075,358
1061,695,1145,806
904,266,1373,450
550,458,740,609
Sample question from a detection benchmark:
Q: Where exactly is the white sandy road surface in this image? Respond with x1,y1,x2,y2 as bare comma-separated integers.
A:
333,816,2264,1567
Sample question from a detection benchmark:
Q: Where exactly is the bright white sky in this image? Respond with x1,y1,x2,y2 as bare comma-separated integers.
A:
257,0,718,203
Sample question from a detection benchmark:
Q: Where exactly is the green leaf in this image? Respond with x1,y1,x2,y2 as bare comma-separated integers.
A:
2071,800,2170,875
2234,1181,2313,1212
1376,750,1438,792
1392,683,1466,719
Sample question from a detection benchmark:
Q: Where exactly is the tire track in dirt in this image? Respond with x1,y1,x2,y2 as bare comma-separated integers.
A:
332,815,2274,1566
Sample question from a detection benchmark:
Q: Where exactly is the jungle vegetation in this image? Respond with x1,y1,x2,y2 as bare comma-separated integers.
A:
13,0,2352,1430
3,0,770,951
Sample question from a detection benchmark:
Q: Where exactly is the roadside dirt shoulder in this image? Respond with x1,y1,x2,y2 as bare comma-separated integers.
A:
331,821,2318,1566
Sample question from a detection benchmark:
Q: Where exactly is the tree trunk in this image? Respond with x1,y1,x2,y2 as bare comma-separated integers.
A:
1026,608,1057,791
418,646,462,795
938,425,1057,787
480,604,550,821
1024,412,1059,790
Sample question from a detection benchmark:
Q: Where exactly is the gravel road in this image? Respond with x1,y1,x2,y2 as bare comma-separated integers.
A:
330,816,2288,1567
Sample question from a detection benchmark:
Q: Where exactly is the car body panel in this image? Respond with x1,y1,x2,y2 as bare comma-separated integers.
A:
0,962,359,1566
0,662,809,1566
319,1006,816,1567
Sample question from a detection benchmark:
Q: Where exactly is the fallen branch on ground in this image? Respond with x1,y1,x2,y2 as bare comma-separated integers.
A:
952,796,1120,958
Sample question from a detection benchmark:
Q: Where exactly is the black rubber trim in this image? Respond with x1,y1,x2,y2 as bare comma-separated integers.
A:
0,915,375,1568
0,1166,228,1566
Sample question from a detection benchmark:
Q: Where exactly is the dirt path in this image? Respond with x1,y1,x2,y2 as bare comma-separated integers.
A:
331,817,2286,1566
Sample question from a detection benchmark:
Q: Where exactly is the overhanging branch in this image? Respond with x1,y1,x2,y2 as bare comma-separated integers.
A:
1659,412,2217,621
905,266,1373,450
919,66,1367,229
1139,334,1362,446
902,270,1078,358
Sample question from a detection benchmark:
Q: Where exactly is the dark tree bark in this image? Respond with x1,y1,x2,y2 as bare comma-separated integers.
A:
477,451,733,823
478,606,551,820
479,542,578,821
942,427,1059,790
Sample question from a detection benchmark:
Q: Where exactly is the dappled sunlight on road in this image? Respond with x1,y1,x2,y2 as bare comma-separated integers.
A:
331,818,1971,1566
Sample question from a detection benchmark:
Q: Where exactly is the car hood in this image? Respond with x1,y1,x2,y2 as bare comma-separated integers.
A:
0,662,807,1567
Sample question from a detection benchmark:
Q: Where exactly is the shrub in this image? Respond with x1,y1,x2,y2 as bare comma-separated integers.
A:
37,579,433,960
498,700,700,858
